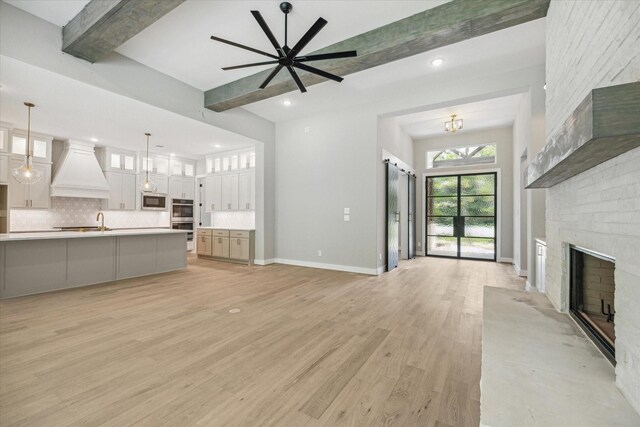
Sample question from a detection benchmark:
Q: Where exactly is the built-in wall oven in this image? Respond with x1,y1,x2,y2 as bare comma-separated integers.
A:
171,198,194,250
141,193,167,210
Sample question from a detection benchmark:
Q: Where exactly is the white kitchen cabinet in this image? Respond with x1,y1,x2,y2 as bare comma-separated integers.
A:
151,174,169,195
535,239,547,292
141,154,169,176
238,171,255,211
239,150,256,170
205,175,222,212
205,156,223,174
8,159,51,208
221,174,238,211
0,154,9,184
10,131,52,163
169,177,195,200
103,171,136,210
169,158,196,177
98,147,136,173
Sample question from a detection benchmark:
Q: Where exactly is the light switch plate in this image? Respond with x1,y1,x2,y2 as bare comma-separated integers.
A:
344,207,350,214
343,214,350,222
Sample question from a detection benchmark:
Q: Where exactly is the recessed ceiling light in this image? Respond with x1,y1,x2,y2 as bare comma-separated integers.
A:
543,83,547,90
90,137,98,142
431,58,445,67
214,144,222,148
282,99,292,107
170,153,175,156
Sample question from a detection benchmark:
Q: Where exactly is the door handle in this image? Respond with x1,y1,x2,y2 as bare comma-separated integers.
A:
459,217,465,237
395,211,400,222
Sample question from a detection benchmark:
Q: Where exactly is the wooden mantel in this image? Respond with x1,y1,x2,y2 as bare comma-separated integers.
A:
525,82,640,189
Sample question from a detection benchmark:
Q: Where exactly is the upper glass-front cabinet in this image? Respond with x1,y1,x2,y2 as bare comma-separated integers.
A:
142,154,169,175
169,157,195,177
9,131,52,162
240,151,256,169
206,149,255,175
97,147,136,172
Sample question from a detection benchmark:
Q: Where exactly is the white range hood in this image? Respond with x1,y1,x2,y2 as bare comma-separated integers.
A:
51,140,110,199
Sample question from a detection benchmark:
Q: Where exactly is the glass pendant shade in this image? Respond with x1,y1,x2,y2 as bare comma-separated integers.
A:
12,101,42,184
140,132,156,192
12,156,42,184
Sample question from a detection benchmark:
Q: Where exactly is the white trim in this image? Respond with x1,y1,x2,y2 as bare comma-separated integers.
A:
525,280,537,292
422,168,502,261
254,258,275,266
498,257,513,263
376,266,385,275
273,258,378,275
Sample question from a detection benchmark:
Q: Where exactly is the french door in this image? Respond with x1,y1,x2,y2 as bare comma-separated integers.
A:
425,172,497,261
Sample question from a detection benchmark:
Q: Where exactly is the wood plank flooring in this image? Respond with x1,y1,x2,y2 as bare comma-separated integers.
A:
0,255,524,426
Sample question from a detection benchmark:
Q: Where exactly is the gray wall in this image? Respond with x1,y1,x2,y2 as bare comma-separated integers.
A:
413,127,514,260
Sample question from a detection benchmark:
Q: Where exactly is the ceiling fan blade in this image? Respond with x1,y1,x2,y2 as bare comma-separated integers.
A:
289,17,328,58
251,10,285,57
293,63,343,83
287,66,307,93
210,35,279,59
260,64,284,89
294,51,357,62
222,60,279,71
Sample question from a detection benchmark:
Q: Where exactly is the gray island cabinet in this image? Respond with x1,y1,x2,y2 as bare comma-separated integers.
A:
0,229,187,298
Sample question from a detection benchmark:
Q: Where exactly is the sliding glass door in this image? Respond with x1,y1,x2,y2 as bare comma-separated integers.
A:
425,172,497,261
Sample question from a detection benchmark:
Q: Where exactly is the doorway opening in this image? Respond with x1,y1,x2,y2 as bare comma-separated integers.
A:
425,172,497,261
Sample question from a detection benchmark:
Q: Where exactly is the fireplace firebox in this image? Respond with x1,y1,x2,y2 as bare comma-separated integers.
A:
569,246,616,364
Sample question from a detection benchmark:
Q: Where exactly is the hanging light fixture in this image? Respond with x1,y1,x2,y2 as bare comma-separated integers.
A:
444,114,463,133
140,132,156,193
12,102,43,185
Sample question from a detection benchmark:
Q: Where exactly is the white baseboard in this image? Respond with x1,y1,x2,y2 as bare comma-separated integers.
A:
512,263,527,277
254,258,275,266
376,266,385,275
498,257,513,263
525,280,537,292
272,258,379,275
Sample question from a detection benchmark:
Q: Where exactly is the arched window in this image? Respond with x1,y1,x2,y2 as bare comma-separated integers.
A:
426,144,496,169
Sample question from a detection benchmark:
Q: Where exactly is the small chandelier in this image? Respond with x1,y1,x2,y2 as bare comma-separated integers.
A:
140,132,156,193
12,102,43,184
444,114,463,133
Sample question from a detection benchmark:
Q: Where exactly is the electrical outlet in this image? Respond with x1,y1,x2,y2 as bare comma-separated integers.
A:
304,126,310,133
343,214,350,222
317,250,322,257
344,207,350,214
417,242,421,248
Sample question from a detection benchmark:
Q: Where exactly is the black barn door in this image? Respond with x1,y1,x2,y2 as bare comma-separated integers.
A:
408,174,416,259
386,162,399,271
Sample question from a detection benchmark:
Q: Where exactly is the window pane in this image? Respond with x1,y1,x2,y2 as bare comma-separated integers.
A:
460,238,494,259
427,144,496,169
464,217,495,238
214,158,221,172
428,236,457,257
222,156,229,171
249,152,256,168
206,158,213,173
12,136,26,155
32,140,47,158
156,158,168,174
184,163,194,176
110,153,121,169
461,174,495,195
124,155,134,171
427,196,457,216
230,155,238,170
461,195,495,216
427,176,457,196
427,216,454,236
172,161,182,175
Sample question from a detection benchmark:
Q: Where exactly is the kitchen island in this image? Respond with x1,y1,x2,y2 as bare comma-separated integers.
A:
0,229,187,298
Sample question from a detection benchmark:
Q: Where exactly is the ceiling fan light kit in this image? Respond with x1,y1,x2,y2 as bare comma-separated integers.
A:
210,2,357,93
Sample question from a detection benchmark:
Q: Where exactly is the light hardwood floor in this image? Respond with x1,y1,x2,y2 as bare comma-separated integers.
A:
0,255,524,426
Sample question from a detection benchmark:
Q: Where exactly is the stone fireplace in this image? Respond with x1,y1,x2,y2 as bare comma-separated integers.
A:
569,246,616,364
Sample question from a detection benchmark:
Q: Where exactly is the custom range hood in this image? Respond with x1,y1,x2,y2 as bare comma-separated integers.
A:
51,140,110,199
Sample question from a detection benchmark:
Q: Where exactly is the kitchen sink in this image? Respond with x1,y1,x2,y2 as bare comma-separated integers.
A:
56,226,112,232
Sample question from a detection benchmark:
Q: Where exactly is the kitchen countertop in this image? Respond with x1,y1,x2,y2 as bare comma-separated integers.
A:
197,227,255,231
0,228,188,242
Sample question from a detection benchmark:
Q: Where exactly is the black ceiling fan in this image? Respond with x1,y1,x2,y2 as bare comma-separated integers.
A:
210,2,357,93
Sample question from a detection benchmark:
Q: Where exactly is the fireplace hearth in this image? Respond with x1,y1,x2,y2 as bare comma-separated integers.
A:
570,246,616,364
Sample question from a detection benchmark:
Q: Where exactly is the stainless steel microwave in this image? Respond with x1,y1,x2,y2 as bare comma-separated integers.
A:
141,193,167,210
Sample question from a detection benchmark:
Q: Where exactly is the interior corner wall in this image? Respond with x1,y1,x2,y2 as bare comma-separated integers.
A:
274,108,378,273
376,117,415,271
512,93,530,274
413,127,514,260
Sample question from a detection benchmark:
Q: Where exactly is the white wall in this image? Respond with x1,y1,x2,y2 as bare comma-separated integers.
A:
512,94,530,274
414,127,514,260
544,0,640,414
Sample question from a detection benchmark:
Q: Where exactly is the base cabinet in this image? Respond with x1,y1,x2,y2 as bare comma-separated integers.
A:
197,228,254,265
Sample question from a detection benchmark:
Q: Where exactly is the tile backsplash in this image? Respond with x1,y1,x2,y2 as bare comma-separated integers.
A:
211,211,255,229
10,197,170,231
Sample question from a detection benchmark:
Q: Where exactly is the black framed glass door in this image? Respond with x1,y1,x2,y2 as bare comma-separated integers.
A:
425,172,497,261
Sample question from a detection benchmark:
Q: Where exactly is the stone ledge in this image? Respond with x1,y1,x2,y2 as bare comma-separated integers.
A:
480,287,640,427
525,82,640,188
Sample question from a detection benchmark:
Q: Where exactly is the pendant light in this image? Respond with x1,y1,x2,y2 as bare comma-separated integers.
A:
140,132,156,193
12,102,43,185
444,114,463,133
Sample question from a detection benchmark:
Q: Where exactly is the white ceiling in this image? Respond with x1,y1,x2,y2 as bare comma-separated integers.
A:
115,0,449,90
394,93,524,139
3,0,89,27
0,56,257,158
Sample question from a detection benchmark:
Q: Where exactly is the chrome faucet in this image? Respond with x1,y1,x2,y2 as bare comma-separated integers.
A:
96,212,107,231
